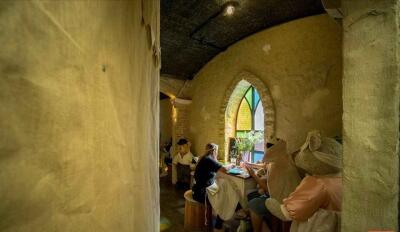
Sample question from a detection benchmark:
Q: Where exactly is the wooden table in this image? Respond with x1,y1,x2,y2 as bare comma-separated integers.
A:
217,171,257,208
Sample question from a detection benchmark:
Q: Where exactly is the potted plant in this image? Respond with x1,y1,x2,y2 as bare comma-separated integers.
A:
232,131,264,165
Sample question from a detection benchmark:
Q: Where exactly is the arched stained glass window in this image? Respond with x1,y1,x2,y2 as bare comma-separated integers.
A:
254,102,264,131
236,100,252,131
235,86,264,163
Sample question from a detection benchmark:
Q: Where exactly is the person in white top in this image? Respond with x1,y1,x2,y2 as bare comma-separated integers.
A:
172,138,197,189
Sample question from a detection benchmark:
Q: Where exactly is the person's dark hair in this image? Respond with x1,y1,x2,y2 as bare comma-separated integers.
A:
177,138,189,145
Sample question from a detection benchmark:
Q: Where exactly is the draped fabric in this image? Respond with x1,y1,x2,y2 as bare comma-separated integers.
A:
0,1,160,231
264,141,301,203
283,176,342,222
290,209,340,232
207,178,242,221
295,131,342,175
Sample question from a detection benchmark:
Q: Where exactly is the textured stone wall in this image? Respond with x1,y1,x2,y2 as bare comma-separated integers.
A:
342,1,399,231
0,1,160,231
174,104,190,140
171,99,192,155
188,14,343,156
224,80,252,160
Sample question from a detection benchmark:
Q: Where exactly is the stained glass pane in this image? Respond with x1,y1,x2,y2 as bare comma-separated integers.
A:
254,139,265,152
254,88,260,107
253,152,264,163
245,87,253,110
254,101,264,131
235,131,247,138
236,99,252,130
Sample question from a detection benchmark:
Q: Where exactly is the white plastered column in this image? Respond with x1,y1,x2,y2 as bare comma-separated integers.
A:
342,1,400,231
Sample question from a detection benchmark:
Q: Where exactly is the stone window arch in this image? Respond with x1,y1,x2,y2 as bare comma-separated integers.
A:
219,71,275,161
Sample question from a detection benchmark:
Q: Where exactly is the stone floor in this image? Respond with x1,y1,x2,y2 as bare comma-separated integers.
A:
160,170,186,232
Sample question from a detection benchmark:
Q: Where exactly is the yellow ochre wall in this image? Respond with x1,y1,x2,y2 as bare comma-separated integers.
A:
188,14,342,156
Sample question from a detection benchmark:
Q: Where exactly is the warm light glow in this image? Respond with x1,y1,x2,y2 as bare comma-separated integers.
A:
172,105,177,123
224,5,235,16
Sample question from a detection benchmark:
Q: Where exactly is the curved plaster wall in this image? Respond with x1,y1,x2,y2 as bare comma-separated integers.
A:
188,14,342,155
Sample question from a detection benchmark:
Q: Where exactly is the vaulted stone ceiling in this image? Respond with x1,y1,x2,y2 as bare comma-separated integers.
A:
161,0,325,80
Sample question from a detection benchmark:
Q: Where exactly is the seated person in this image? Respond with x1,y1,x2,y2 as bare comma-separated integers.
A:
172,138,196,189
192,143,233,232
245,140,300,232
244,162,269,197
245,162,271,232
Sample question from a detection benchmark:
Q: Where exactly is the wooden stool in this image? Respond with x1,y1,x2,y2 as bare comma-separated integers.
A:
184,190,206,231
